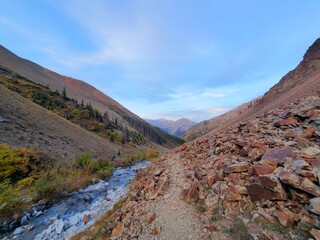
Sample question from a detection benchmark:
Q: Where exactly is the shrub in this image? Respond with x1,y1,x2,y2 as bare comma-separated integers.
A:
147,149,160,160
74,153,96,172
0,144,41,181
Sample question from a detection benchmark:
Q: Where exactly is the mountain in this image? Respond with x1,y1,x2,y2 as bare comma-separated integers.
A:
75,38,320,239
145,118,197,137
183,38,320,141
0,45,184,148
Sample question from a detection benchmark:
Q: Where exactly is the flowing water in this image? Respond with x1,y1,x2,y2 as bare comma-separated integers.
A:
4,160,149,240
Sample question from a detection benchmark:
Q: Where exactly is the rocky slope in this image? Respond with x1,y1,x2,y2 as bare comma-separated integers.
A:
146,118,197,137
0,45,183,148
182,97,262,141
183,38,320,141
77,96,320,239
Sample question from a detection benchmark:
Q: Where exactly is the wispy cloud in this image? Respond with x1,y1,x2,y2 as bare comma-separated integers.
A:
167,87,237,100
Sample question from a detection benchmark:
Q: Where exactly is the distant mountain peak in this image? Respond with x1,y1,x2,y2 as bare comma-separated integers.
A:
146,117,197,137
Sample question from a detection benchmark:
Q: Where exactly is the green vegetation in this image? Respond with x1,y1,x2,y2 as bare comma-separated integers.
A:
229,217,248,240
263,222,290,235
0,144,114,221
0,69,145,145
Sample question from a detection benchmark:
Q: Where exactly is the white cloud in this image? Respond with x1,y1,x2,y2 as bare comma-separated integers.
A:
167,87,237,100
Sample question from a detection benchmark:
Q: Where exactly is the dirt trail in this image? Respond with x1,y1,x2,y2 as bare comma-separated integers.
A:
139,154,203,240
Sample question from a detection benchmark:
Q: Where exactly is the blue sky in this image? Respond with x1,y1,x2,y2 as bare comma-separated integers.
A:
1,1,320,121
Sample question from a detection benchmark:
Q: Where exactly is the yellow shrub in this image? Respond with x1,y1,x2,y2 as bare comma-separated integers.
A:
147,149,160,160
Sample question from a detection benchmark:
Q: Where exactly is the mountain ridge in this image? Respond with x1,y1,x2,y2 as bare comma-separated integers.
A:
183,38,320,141
0,45,183,148
145,117,197,137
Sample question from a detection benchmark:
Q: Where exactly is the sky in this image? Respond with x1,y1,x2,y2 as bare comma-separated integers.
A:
1,1,320,122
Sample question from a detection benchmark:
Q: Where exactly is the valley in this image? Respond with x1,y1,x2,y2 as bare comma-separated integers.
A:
0,4,320,239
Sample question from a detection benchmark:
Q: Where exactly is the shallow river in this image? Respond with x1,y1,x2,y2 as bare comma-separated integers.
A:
5,160,149,240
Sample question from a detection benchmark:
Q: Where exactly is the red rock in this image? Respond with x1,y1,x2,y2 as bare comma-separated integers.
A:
289,188,310,203
145,178,155,192
207,172,216,187
252,165,275,175
300,127,315,139
295,169,317,182
274,117,298,127
301,147,320,159
261,147,298,165
212,181,228,197
181,181,198,203
247,223,264,239
225,186,242,202
204,193,219,210
82,214,90,224
146,212,156,223
300,178,320,196
259,159,278,169
111,222,125,237
224,162,251,173
249,148,266,161
252,141,267,150
273,210,294,227
151,226,161,235
207,224,220,231
146,176,169,200
259,175,287,200
311,228,320,240
247,184,282,201
278,170,300,187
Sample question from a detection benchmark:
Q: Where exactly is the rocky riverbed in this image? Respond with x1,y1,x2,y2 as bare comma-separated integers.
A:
1,160,149,240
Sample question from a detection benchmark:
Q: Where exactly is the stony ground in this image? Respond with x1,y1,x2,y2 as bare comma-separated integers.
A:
77,96,320,240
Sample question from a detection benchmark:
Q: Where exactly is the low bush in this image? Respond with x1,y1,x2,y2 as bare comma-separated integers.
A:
0,146,114,221
147,148,160,160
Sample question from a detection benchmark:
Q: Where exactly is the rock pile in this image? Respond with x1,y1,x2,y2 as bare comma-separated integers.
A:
174,96,320,239
83,96,320,239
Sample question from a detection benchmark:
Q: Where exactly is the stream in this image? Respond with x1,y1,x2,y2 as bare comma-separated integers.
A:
3,160,149,240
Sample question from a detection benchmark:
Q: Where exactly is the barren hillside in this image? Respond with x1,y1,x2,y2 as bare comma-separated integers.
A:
0,85,134,160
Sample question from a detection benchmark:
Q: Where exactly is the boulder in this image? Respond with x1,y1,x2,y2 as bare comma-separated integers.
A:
259,159,278,169
207,172,216,187
181,181,198,203
111,222,125,238
272,210,294,228
278,170,300,187
274,117,298,127
146,176,169,200
252,165,275,175
247,184,282,201
225,186,242,202
311,228,320,240
224,162,251,173
301,147,320,158
259,175,287,200
300,178,320,197
310,197,320,215
292,160,312,171
261,147,298,165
